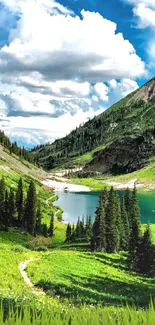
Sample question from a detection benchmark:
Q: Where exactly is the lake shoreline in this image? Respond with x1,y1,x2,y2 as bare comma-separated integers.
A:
53,190,155,225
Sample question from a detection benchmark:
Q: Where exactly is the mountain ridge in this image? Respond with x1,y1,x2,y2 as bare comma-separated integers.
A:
32,77,155,174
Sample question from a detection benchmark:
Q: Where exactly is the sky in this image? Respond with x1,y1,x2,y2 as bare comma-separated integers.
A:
0,0,154,148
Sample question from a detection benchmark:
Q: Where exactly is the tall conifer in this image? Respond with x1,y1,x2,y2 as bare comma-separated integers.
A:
121,197,130,250
25,181,37,235
128,185,141,268
66,223,72,243
106,187,118,253
8,189,16,226
16,177,24,227
49,214,54,237
36,201,42,234
92,195,106,251
124,188,131,227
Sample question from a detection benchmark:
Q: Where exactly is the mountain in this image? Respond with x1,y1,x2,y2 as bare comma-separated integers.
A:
0,133,46,181
32,78,155,174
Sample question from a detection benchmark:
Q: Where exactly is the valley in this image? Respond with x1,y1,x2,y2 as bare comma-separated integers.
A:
1,79,155,324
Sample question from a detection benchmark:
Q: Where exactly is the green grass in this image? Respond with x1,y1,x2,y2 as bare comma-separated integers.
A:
2,301,155,325
27,250,155,307
70,160,155,191
73,144,107,166
0,229,33,295
71,177,109,191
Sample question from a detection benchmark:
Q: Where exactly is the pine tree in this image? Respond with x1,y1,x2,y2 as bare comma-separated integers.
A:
114,192,122,251
0,177,6,226
128,185,141,268
85,216,92,238
8,189,16,226
91,195,106,251
121,197,130,250
136,225,155,276
16,177,24,227
79,217,85,238
36,201,42,234
25,181,37,235
71,224,75,242
42,223,48,237
124,188,131,227
49,214,54,237
101,187,108,206
75,217,81,239
105,187,118,253
66,223,72,243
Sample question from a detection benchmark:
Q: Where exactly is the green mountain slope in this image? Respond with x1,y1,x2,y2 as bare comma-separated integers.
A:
33,78,155,173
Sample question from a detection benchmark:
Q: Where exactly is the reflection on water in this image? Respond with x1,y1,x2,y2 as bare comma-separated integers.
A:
54,191,155,224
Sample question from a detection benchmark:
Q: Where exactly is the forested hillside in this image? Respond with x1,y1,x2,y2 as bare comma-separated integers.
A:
0,130,38,165
32,78,155,173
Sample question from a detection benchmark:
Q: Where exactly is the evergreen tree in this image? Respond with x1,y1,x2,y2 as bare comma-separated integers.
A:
66,223,72,243
91,195,106,251
79,217,85,238
128,185,141,268
0,177,6,226
71,224,75,242
42,223,48,237
136,225,155,276
101,187,108,207
25,181,37,235
16,177,24,227
75,217,81,239
85,216,92,238
121,197,130,250
49,214,54,237
114,192,122,251
124,188,131,226
8,189,16,226
105,187,118,253
36,201,42,234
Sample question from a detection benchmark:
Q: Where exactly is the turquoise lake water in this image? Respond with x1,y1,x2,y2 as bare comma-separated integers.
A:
54,191,155,224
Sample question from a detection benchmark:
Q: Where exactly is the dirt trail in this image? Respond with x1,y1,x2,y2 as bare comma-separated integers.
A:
19,259,45,296
45,194,57,206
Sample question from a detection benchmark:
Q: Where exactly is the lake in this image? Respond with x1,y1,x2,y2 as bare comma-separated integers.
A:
54,191,155,224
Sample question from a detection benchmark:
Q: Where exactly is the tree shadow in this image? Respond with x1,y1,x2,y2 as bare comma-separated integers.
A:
36,271,155,307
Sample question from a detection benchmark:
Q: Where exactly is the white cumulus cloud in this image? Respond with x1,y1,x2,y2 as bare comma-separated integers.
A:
0,0,145,146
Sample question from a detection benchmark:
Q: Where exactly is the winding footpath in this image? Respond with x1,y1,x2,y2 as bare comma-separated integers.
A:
19,259,45,296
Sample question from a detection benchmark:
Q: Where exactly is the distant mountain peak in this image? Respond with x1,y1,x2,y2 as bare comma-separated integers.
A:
130,77,155,103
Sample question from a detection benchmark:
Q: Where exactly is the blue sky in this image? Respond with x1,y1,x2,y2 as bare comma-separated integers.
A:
0,0,154,148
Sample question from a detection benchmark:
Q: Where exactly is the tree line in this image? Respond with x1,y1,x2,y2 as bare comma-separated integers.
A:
66,216,92,243
32,98,155,171
66,186,155,276
0,177,54,237
0,130,38,165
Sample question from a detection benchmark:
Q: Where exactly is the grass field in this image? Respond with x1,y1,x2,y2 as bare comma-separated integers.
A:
71,177,109,191
1,222,155,324
2,302,155,325
27,247,155,307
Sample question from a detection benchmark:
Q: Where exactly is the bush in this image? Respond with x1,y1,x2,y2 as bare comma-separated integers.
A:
33,246,48,252
11,246,24,253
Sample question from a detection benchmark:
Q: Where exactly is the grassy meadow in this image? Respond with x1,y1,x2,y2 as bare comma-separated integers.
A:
27,249,155,307
1,155,155,324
